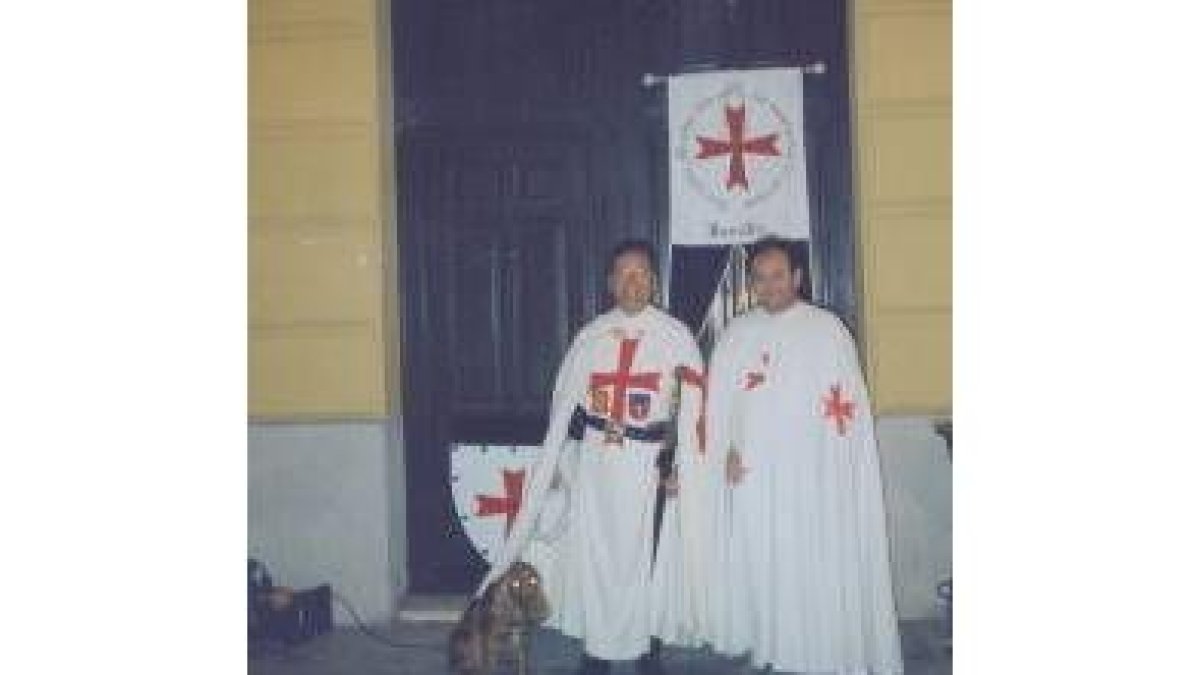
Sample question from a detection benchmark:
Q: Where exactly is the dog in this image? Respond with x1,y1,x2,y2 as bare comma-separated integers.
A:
449,562,550,675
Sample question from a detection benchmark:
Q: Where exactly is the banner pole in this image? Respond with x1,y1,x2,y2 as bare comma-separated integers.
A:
641,61,826,87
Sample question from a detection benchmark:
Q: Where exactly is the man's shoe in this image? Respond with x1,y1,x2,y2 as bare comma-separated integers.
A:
576,654,611,675
635,638,666,675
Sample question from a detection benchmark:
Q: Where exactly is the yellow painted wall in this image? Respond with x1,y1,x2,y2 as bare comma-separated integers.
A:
852,0,952,414
249,0,396,419
248,0,947,418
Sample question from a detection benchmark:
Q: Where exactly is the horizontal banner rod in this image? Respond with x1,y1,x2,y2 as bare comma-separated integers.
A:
641,61,826,87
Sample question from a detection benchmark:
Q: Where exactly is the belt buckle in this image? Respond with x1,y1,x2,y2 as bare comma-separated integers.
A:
603,419,625,445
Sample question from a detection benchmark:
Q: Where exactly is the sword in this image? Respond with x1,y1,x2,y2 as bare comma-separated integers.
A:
651,365,685,566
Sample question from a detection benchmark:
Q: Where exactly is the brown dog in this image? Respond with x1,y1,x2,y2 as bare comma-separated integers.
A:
449,562,550,675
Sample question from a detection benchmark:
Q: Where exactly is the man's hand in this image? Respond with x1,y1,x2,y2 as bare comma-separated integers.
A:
660,468,680,497
726,449,748,485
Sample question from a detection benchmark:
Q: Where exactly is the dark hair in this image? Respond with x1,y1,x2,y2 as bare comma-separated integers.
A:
747,235,796,270
607,239,658,275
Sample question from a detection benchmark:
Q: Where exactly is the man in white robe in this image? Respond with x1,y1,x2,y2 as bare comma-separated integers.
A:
478,240,708,675
704,236,904,674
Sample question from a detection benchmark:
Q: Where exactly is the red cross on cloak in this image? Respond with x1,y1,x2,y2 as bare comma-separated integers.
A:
695,104,781,192
589,338,661,424
474,468,525,535
743,352,770,390
678,365,708,452
822,384,855,437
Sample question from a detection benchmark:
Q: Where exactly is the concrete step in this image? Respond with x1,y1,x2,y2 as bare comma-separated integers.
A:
395,593,468,622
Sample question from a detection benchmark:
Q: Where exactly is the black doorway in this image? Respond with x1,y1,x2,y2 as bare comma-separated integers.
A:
393,0,857,592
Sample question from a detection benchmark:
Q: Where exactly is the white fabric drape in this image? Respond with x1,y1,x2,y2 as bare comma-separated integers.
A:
478,306,708,661
703,303,903,674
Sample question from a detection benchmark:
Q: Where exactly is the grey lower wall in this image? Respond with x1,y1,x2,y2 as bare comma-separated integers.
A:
248,421,406,625
246,415,948,622
875,416,953,620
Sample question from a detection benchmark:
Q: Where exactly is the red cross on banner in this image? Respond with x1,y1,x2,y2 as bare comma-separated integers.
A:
474,468,525,535
822,384,855,437
589,338,661,424
695,104,781,192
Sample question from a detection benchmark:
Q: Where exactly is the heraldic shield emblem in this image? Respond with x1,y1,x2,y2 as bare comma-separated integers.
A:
449,443,568,565
628,391,652,421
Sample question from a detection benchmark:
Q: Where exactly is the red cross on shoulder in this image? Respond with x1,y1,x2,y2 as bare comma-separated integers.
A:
742,352,770,391
822,384,855,437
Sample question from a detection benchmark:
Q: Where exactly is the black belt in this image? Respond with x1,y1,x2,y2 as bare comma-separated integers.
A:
568,405,668,443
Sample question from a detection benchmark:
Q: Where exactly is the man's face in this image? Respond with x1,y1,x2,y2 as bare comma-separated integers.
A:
608,250,655,314
750,248,799,313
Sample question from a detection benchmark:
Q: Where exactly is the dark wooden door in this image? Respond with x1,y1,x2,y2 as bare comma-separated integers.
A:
394,0,856,592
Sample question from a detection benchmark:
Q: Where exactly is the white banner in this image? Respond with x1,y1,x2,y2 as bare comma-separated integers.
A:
668,67,810,246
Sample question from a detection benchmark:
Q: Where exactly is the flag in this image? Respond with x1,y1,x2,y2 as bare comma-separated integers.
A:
668,67,810,247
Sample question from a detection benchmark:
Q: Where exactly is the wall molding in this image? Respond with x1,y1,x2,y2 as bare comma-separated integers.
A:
248,413,389,425
869,302,953,316
250,20,370,45
251,118,374,141
856,0,951,19
863,197,952,219
858,99,951,118
250,214,378,231
250,318,376,335
252,216,379,235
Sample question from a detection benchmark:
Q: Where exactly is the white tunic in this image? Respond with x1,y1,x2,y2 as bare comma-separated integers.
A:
479,305,707,661
704,302,903,674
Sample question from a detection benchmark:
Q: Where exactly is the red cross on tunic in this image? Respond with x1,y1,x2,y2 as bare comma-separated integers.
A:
695,104,781,192
589,338,662,424
822,384,855,437
743,352,770,391
679,365,708,452
474,468,525,535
